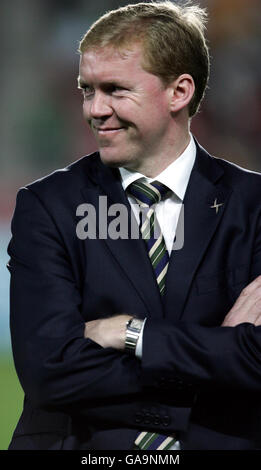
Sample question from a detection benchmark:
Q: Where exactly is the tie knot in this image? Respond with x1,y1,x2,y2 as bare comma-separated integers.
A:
128,180,170,207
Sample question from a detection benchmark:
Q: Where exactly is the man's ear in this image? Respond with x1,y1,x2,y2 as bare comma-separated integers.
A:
168,74,195,113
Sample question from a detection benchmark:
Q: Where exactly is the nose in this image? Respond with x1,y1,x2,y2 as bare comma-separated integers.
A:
84,90,113,120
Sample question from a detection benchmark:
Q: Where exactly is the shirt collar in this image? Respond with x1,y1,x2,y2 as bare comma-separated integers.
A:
119,134,196,201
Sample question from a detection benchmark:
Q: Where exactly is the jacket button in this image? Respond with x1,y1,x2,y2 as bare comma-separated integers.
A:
176,379,184,390
144,412,152,425
162,415,171,426
134,412,143,424
153,414,161,426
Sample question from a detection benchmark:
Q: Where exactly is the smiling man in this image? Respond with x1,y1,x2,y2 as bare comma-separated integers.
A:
78,45,193,175
8,1,261,451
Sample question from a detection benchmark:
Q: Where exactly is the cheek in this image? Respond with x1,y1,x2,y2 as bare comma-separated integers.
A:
153,93,169,116
82,101,91,120
142,99,169,130
113,101,135,121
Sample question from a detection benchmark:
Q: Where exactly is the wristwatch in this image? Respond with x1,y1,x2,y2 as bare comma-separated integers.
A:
125,317,144,354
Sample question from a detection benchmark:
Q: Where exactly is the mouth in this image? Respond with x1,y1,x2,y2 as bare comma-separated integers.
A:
94,127,126,135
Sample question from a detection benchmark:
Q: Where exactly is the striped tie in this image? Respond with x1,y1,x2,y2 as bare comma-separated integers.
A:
128,180,170,296
127,180,177,450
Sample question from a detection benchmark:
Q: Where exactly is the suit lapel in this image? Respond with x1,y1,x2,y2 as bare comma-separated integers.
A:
81,157,164,319
164,143,233,320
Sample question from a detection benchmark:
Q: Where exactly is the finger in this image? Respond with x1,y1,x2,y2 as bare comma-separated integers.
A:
252,299,261,325
254,314,261,326
231,276,261,310
225,292,261,326
223,281,261,326
241,275,261,296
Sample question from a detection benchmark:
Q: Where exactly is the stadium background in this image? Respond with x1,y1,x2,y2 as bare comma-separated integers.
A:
0,0,260,449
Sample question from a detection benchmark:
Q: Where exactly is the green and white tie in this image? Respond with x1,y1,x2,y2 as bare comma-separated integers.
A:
127,180,177,450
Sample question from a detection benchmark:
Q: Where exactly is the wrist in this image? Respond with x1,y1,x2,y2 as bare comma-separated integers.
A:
125,317,145,354
118,315,133,349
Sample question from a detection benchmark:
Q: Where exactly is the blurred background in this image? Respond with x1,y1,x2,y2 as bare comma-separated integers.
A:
0,0,260,450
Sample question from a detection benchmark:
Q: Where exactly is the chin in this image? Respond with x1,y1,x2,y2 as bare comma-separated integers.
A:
99,149,130,168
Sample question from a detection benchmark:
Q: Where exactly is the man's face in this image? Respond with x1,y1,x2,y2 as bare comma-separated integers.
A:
78,43,174,173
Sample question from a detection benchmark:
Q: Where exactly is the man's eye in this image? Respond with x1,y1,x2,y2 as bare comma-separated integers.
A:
105,85,127,95
112,86,127,93
81,86,94,98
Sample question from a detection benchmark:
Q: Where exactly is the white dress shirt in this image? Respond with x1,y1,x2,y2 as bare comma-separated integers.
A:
120,135,196,254
119,135,196,450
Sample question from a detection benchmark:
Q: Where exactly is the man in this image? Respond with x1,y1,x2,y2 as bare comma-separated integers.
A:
7,1,261,450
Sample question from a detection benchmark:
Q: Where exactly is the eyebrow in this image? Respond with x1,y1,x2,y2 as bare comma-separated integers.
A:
77,75,132,90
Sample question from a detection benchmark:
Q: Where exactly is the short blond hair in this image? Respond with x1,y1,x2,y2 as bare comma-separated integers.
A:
79,1,210,116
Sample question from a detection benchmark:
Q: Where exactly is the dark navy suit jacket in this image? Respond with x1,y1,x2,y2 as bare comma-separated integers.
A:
7,140,261,450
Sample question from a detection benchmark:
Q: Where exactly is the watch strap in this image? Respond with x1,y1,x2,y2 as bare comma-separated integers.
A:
125,318,144,354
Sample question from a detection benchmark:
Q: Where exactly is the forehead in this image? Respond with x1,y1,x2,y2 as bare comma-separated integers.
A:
79,44,146,83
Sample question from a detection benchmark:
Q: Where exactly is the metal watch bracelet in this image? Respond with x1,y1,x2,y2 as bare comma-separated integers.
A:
125,318,144,354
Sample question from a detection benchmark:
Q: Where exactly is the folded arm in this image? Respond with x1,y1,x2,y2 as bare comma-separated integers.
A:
8,188,145,415
86,274,261,394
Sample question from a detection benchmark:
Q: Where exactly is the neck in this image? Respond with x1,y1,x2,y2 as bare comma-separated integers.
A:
130,123,191,178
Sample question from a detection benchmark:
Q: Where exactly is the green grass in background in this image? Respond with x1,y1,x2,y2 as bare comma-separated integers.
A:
0,354,24,450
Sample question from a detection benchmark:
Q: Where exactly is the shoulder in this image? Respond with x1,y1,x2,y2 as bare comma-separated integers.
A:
196,140,261,200
215,155,261,181
28,152,99,191
213,155,261,202
13,152,103,220
17,152,101,202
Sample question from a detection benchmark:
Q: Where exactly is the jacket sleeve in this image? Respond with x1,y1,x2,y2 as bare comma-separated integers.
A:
142,319,261,392
141,212,261,393
8,187,145,414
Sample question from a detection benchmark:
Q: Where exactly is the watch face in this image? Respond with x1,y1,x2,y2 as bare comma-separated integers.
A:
131,318,142,329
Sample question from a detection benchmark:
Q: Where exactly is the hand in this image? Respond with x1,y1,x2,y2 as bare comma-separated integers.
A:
84,314,133,349
222,275,261,326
